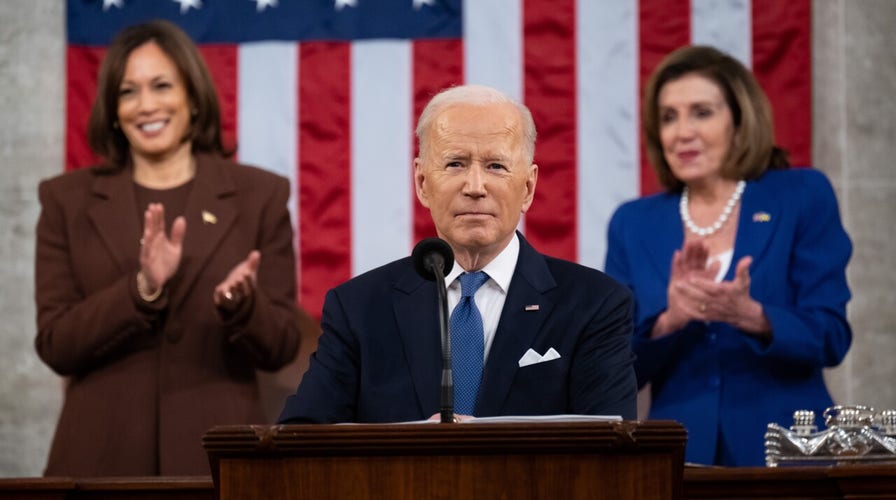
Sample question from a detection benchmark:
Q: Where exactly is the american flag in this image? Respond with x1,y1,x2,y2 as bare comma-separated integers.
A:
66,0,811,317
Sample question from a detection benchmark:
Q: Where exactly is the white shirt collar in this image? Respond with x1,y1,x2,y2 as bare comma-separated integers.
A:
445,233,519,293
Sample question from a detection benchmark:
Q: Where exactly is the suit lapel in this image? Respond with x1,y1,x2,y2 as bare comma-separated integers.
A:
731,178,779,277
393,267,441,416
168,155,238,310
640,194,684,284
87,169,142,273
633,181,779,281
476,234,556,416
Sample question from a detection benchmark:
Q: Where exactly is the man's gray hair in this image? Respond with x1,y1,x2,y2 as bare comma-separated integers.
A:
415,84,537,164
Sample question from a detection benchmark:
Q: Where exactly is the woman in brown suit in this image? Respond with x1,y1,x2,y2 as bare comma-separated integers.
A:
35,20,306,476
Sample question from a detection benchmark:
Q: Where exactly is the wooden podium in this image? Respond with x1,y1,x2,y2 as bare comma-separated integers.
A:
202,420,686,499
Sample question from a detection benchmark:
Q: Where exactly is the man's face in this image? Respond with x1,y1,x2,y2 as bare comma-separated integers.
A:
415,102,537,261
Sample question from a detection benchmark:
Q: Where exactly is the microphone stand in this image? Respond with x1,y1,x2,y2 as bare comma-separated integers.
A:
412,238,455,424
430,257,454,424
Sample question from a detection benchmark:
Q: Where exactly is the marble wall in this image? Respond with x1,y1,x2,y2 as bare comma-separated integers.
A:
0,1,65,476
815,0,896,411
1,0,894,476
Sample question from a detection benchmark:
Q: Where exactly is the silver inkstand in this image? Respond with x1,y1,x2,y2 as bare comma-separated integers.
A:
765,405,896,467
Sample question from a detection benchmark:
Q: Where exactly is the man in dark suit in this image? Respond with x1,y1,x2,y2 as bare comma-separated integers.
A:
279,84,637,423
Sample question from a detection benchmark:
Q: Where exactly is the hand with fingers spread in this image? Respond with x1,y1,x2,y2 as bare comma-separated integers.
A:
138,203,187,298
213,250,261,312
603,45,853,467
33,19,311,476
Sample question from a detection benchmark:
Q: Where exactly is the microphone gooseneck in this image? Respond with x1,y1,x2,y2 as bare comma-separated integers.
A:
411,238,456,423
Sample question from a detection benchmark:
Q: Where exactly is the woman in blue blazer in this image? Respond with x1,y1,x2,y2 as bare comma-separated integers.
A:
605,46,852,466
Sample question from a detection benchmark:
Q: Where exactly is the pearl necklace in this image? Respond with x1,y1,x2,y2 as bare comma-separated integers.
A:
679,180,746,237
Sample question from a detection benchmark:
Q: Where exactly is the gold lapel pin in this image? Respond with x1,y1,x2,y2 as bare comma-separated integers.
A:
202,210,218,225
752,211,771,223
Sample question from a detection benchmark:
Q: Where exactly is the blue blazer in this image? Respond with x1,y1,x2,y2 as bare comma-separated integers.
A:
605,168,852,466
280,233,638,423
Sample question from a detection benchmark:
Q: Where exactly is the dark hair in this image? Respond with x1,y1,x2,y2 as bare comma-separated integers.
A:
642,45,789,192
87,19,231,168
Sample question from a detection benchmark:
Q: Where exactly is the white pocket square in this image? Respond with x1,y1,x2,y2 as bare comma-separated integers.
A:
518,347,561,367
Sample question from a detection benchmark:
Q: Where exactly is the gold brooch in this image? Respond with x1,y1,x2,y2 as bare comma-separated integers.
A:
202,210,217,224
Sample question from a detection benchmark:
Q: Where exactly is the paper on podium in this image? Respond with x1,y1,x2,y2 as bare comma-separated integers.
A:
339,414,623,425
463,414,621,423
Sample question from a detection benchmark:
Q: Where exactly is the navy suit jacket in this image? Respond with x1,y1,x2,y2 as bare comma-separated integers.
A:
280,233,638,423
605,168,852,466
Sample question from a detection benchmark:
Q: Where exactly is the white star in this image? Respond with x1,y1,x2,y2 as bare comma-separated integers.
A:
413,0,436,10
172,0,202,15
103,0,124,11
254,0,278,12
335,0,357,11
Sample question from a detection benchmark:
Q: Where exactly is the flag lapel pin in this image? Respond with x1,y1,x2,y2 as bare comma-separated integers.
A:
752,211,771,223
525,304,540,311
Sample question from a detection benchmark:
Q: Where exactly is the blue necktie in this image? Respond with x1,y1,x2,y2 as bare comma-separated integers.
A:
450,271,489,415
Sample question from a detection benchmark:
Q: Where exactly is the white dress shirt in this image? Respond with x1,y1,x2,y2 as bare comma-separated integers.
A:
445,233,520,362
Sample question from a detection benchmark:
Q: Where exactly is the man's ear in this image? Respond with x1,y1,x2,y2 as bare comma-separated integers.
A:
520,163,538,214
414,158,430,208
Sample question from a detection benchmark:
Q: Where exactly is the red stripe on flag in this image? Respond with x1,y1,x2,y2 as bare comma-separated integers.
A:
638,0,690,195
412,39,464,245
197,45,239,156
523,0,578,261
298,43,352,317
752,0,811,166
65,46,104,171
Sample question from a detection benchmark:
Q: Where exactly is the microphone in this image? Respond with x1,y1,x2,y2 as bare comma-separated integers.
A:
411,238,455,423
412,237,453,281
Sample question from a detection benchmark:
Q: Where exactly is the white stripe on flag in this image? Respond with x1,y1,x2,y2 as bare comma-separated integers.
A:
351,41,413,276
691,0,752,67
237,41,299,233
464,0,525,235
463,0,523,101
577,0,640,270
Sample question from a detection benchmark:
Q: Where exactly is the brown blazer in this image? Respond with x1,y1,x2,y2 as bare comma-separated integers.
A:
35,154,301,476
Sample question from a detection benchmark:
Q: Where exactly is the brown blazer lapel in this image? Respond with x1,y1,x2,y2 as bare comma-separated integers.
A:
169,155,238,309
87,170,142,273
